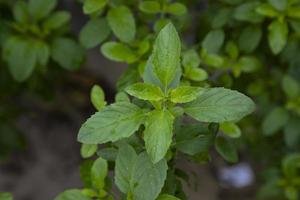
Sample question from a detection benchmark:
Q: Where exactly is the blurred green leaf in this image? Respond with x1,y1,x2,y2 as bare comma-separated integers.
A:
51,38,84,70
83,0,107,15
262,107,290,136
202,29,225,54
90,85,106,111
107,6,136,43
139,1,161,14
215,136,238,163
268,20,288,54
29,0,57,21
101,42,137,63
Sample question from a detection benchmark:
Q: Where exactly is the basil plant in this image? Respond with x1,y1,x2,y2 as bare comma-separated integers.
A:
55,23,255,200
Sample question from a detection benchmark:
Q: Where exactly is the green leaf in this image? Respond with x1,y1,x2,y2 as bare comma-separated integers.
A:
287,7,300,19
80,144,97,158
255,3,280,17
169,86,204,103
34,40,50,66
262,107,290,136
237,56,262,73
115,144,168,200
139,1,161,14
100,42,137,63
166,3,187,16
90,85,106,111
83,0,107,15
43,11,71,30
80,18,110,49
78,102,144,144
125,83,164,101
2,37,37,82
202,53,224,68
212,7,232,28
282,153,300,177
220,122,241,138
13,1,29,23
183,66,208,82
225,41,239,60
131,153,168,200
107,6,136,43
97,147,118,161
282,75,300,99
268,0,288,11
234,2,264,23
0,193,13,200
151,23,181,89
144,110,174,163
175,124,214,155
268,20,288,55
215,136,238,163
182,49,201,69
54,189,91,200
238,26,262,53
157,194,181,200
285,187,298,200
202,29,225,54
284,117,300,147
29,0,57,21
51,38,84,70
184,88,255,123
91,157,108,189
115,143,138,193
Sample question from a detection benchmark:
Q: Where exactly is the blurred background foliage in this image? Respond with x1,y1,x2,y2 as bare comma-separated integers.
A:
0,0,300,200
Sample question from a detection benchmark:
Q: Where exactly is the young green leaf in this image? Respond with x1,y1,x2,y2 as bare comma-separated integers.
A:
262,107,290,136
78,102,144,144
51,38,84,70
54,189,91,200
220,122,241,138
29,0,57,21
90,85,106,111
80,18,110,49
184,88,255,123
144,110,174,163
157,194,181,200
80,144,97,158
107,6,136,43
166,3,187,16
268,20,288,55
125,83,164,101
43,11,71,30
83,0,107,15
151,23,181,89
139,1,161,14
215,136,238,163
2,37,37,82
169,86,204,103
100,42,137,63
202,29,225,54
91,157,108,189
